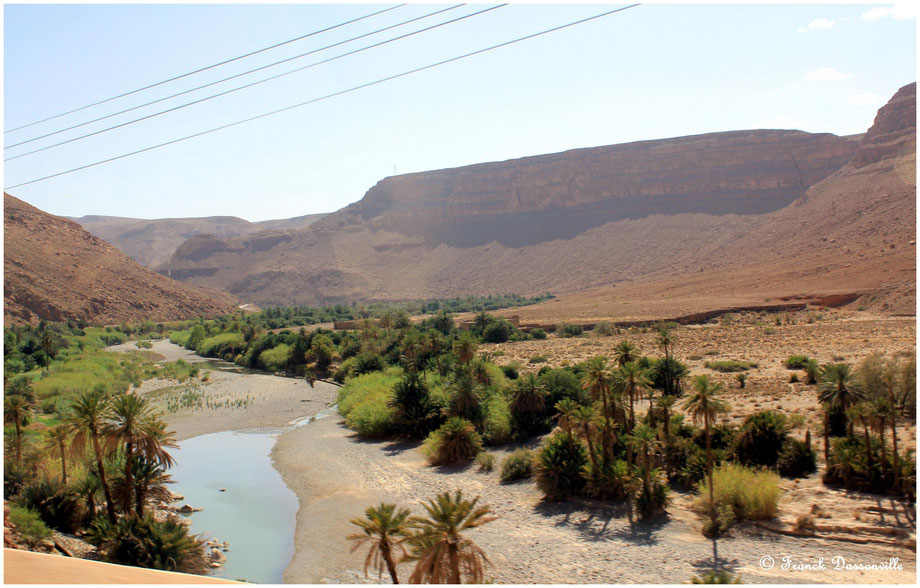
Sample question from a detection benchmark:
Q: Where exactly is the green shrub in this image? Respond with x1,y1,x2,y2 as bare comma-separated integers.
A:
583,459,633,500
733,410,789,468
784,355,810,369
789,372,800,383
593,321,614,336
91,514,206,573
421,418,482,465
259,343,291,372
734,373,747,388
691,569,741,584
8,505,52,548
134,340,153,349
482,395,512,445
475,452,495,472
482,320,514,343
15,477,84,533
530,328,547,340
390,371,439,438
500,449,535,482
98,331,127,346
500,365,519,380
557,323,584,338
528,355,547,364
338,370,400,437
707,360,757,373
636,474,671,519
695,464,781,521
196,332,246,359
778,438,817,478
701,503,736,538
534,431,587,501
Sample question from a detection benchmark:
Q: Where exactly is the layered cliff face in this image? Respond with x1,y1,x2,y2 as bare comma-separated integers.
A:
161,84,914,309
4,194,237,326
336,130,859,247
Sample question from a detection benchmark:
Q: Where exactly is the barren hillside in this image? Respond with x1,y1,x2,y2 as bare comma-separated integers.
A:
4,194,237,325
142,84,915,317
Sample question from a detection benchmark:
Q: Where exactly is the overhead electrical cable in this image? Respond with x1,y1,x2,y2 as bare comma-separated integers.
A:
3,3,406,134
5,4,467,152
4,4,641,191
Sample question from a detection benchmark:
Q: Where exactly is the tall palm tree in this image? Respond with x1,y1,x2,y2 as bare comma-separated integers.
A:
450,373,481,422
473,311,491,333
44,424,72,484
581,357,614,465
130,456,175,516
869,397,893,479
881,360,901,490
69,387,118,523
553,398,579,434
683,375,730,529
656,328,674,360
407,491,497,584
571,404,600,474
4,394,31,464
348,503,412,584
847,403,874,473
613,339,639,368
818,363,865,458
619,362,651,431
656,395,677,478
628,424,661,497
107,394,176,515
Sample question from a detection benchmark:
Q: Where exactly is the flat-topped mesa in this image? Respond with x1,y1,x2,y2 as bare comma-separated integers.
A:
853,82,916,168
347,129,860,247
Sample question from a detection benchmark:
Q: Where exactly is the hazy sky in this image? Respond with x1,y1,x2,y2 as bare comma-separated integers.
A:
3,1,916,221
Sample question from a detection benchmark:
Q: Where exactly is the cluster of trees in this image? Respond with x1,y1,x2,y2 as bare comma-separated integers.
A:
815,353,916,499
4,377,205,573
348,491,496,584
340,321,916,552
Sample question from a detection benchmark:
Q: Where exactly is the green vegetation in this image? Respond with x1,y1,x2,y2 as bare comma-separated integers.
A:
705,360,757,373
8,505,52,548
422,418,483,465
784,355,811,369
500,449,535,482
695,464,781,524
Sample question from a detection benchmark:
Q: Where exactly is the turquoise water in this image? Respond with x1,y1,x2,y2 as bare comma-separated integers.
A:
169,430,298,584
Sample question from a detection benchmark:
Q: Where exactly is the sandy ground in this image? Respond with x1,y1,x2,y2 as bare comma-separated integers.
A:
274,416,915,584
3,548,238,584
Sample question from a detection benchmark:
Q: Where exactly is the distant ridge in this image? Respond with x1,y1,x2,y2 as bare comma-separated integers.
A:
4,193,237,325
72,212,328,269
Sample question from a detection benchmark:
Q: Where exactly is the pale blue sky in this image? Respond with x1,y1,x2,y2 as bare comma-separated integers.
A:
3,1,917,221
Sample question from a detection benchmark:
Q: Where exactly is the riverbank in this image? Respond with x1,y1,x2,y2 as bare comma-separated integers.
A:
273,415,916,584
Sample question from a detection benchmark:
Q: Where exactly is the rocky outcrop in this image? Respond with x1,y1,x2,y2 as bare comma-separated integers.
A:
335,129,860,247
853,82,916,168
4,193,237,326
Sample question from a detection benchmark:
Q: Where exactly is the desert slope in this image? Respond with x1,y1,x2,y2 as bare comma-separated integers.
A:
4,193,237,325
161,128,864,306
72,212,327,269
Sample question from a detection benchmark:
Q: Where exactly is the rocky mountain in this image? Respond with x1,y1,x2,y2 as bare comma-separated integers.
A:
160,84,914,311
72,212,327,269
4,194,237,326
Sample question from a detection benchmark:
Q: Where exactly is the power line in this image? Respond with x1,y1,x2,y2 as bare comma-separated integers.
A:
5,4,471,154
3,4,406,134
4,4,641,191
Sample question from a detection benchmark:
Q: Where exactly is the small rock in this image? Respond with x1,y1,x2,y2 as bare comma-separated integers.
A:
219,488,227,492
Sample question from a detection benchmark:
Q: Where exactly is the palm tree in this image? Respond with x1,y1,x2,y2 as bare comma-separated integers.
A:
581,357,614,465
628,424,661,497
847,403,874,473
511,373,546,435
348,503,412,584
473,311,491,333
613,339,639,367
818,363,865,460
407,491,497,584
656,328,674,360
656,395,677,477
869,397,893,479
881,360,901,490
69,387,118,523
4,394,31,464
554,398,579,434
44,424,72,484
453,333,478,366
450,373,481,422
571,404,600,474
682,375,730,529
107,394,177,515
130,457,175,516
